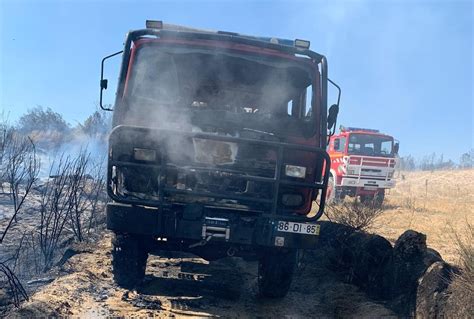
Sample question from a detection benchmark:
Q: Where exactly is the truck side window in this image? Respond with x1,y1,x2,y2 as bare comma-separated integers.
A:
380,140,393,155
334,137,346,152
288,88,310,119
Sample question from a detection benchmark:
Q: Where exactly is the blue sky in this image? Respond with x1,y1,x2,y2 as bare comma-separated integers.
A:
0,0,472,160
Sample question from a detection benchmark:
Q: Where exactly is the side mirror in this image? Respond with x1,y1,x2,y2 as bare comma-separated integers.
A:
100,50,123,111
393,142,400,155
334,139,340,151
100,79,108,90
327,104,339,131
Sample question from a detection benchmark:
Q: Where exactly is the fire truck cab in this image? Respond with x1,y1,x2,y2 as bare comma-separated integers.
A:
327,126,399,205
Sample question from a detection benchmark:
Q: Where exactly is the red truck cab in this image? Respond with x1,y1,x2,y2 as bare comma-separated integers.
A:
327,126,399,205
100,20,341,297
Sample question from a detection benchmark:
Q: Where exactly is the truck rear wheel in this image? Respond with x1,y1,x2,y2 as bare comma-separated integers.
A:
258,249,297,298
112,233,149,289
360,194,371,204
360,190,385,207
374,190,385,207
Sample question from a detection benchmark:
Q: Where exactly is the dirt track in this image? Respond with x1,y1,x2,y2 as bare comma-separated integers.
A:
12,233,396,318
8,169,473,317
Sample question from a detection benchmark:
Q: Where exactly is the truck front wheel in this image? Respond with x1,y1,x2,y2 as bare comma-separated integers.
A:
327,175,343,203
112,233,149,289
258,249,297,298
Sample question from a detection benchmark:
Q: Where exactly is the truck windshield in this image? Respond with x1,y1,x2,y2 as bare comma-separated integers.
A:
122,44,317,136
347,134,394,157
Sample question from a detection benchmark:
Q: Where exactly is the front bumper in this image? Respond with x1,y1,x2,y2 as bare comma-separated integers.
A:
340,176,395,189
106,202,319,250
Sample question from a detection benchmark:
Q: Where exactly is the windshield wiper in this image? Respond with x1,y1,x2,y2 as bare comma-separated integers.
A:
242,128,276,137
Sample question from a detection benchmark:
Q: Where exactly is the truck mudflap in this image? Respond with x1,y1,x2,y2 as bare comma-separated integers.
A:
107,202,319,250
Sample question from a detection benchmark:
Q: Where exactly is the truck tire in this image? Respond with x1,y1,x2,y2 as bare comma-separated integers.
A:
258,249,297,298
359,194,372,204
360,191,385,207
374,190,385,207
327,175,343,204
327,175,337,203
112,233,149,289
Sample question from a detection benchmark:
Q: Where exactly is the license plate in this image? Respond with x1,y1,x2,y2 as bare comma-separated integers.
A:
276,221,320,236
364,186,378,191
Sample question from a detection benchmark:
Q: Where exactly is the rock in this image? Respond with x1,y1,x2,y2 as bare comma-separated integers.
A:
344,232,394,300
416,261,454,318
394,230,427,260
391,230,443,316
315,226,450,310
314,222,395,300
313,221,356,271
443,274,474,318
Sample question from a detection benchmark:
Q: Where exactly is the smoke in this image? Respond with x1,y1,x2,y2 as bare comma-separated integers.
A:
36,130,107,181
115,43,315,165
125,45,312,119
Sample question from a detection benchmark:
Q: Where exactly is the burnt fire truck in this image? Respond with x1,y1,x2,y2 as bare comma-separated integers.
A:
99,20,340,297
327,126,399,206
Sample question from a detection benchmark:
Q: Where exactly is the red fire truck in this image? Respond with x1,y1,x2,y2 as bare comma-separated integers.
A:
327,126,399,205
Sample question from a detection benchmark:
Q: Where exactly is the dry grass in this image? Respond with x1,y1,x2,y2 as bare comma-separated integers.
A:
324,201,384,231
454,223,474,274
372,169,474,264
447,222,474,315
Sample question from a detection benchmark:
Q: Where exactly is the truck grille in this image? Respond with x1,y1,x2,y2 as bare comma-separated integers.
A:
108,125,330,216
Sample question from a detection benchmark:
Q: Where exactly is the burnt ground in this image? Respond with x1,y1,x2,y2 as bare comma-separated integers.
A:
8,231,398,318
3,170,471,318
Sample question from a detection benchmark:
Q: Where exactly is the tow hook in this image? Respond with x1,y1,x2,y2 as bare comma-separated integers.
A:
189,217,231,249
188,235,213,249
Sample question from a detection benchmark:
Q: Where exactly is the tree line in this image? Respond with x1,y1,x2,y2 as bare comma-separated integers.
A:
0,106,108,310
12,106,110,151
398,150,474,171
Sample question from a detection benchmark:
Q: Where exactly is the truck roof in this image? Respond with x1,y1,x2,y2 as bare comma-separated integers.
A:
143,20,317,58
339,126,380,133
334,126,394,139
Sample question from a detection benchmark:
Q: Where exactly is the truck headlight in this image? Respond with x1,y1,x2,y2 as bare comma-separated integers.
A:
285,165,307,178
133,148,156,162
282,194,304,207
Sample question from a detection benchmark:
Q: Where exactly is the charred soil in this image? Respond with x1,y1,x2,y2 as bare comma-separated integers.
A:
3,170,473,317
9,232,397,318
